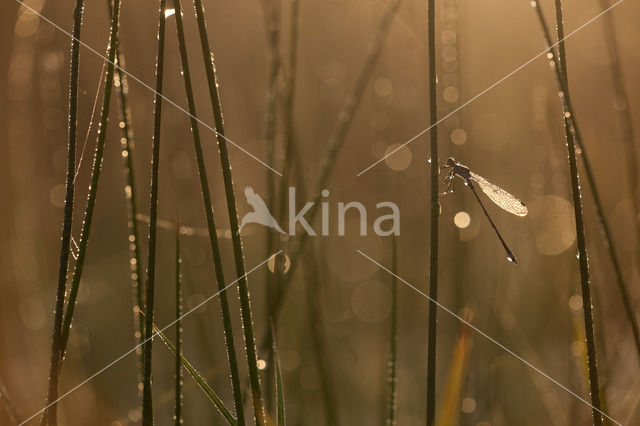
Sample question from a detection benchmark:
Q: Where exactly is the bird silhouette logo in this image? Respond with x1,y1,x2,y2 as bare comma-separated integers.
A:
238,186,286,234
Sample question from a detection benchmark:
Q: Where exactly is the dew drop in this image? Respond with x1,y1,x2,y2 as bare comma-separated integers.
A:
164,8,176,18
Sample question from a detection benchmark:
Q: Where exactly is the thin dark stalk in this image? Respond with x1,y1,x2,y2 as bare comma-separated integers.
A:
192,1,265,423
264,0,299,404
594,0,640,361
142,0,168,423
270,0,299,323
532,2,602,424
273,0,300,256
59,0,122,354
426,0,439,423
42,1,84,425
596,0,640,225
175,220,183,426
260,0,281,322
260,0,283,406
152,324,238,425
261,0,401,353
171,0,246,422
45,1,121,422
109,0,145,390
386,237,398,426
262,0,301,403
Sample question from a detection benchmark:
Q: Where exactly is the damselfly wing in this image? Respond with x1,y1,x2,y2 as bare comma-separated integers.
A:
468,171,528,217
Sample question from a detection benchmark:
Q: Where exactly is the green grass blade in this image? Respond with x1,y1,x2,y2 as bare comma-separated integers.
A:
531,1,602,424
555,0,640,391
594,0,640,363
108,0,145,397
192,1,265,423
49,0,122,419
170,0,246,422
175,220,183,426
386,237,398,426
142,0,168,424
556,0,640,364
42,1,85,425
260,0,282,330
152,324,237,425
426,0,440,423
59,0,122,354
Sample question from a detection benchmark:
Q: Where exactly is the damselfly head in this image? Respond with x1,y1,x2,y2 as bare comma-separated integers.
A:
446,157,456,167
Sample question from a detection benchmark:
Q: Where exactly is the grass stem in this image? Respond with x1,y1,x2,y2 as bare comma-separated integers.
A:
175,220,183,426
533,1,602,423
593,0,640,362
152,323,237,425
192,1,266,423
426,0,439,423
260,0,282,324
59,0,122,356
386,237,398,426
109,0,146,394
171,0,246,422
42,1,85,425
142,0,168,423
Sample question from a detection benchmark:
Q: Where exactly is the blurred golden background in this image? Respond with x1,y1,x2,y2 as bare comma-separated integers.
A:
1,0,639,424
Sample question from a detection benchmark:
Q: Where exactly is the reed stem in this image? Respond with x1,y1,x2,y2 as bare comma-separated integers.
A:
171,0,246,422
426,0,439,423
533,1,602,423
59,0,122,355
109,0,146,393
593,0,640,362
174,220,183,426
142,0,168,423
386,237,398,425
260,0,282,324
192,1,266,423
42,1,84,425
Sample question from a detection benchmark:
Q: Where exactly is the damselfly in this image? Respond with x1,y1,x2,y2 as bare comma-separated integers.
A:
442,157,528,263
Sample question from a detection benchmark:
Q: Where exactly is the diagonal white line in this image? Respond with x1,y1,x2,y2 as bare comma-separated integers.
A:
356,249,622,425
15,0,283,176
18,252,281,425
356,0,625,176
